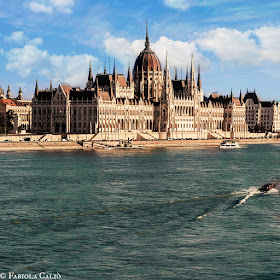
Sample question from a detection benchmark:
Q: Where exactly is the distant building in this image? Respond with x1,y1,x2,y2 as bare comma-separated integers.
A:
0,86,32,133
243,90,280,132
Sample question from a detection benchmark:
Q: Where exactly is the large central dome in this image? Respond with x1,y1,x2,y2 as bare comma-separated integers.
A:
133,25,162,72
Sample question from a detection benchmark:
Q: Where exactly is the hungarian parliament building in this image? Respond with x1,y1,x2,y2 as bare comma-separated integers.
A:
29,28,280,140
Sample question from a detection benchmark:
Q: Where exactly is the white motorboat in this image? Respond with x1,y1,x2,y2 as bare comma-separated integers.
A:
220,140,240,149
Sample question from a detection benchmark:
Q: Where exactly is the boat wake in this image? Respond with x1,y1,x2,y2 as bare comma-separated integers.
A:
196,185,278,220
233,187,260,208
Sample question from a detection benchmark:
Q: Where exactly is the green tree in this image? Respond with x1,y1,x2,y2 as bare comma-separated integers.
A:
6,110,15,133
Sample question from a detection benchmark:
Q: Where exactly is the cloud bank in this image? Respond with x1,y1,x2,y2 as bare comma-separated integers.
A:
6,44,102,87
4,31,43,46
27,0,75,14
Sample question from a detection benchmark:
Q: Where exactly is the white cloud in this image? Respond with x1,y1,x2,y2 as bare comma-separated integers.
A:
196,25,280,65
163,0,191,11
254,25,280,62
4,31,43,46
5,44,102,87
0,49,4,55
29,37,43,45
196,28,260,65
27,1,53,13
4,31,28,44
27,0,75,14
104,34,209,72
50,0,74,13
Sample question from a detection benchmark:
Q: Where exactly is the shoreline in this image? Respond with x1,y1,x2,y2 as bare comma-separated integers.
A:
0,138,279,151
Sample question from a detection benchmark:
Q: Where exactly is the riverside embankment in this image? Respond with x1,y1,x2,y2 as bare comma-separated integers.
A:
1,138,279,151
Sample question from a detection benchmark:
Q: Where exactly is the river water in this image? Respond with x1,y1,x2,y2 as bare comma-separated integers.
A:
0,144,280,279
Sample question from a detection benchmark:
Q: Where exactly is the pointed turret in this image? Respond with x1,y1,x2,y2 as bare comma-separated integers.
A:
113,59,117,81
17,87,23,100
127,62,132,86
145,20,150,50
50,80,53,90
186,66,190,89
175,67,178,80
230,88,233,102
96,76,99,94
86,61,94,89
197,64,201,90
35,79,39,96
0,87,4,99
6,85,12,99
190,54,196,92
88,61,93,80
104,61,107,74
165,51,169,72
239,89,243,104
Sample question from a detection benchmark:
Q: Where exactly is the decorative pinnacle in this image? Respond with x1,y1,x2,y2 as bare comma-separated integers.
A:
145,20,150,49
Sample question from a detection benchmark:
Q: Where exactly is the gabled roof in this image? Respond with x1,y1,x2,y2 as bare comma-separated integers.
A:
96,74,112,88
243,92,260,104
70,90,95,100
172,80,185,92
0,99,17,106
117,74,127,87
60,84,72,97
232,97,241,106
36,89,54,100
97,91,111,101
261,101,273,107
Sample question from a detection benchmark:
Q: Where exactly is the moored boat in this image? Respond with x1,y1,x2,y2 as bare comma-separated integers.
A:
220,140,240,149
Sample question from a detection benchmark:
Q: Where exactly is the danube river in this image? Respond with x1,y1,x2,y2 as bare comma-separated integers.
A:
1,144,280,279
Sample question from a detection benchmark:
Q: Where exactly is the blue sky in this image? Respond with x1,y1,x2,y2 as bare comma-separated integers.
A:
0,0,280,100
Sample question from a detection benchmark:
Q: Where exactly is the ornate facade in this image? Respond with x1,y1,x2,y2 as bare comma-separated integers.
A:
32,26,250,139
243,90,280,132
0,86,32,133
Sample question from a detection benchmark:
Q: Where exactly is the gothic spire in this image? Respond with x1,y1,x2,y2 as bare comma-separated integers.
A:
35,79,39,96
127,62,132,85
145,20,150,50
6,85,12,99
104,61,107,74
113,59,117,81
88,61,93,81
18,87,23,100
190,54,196,91
186,66,190,89
197,64,201,90
230,88,233,101
165,51,169,71
175,67,177,80
50,80,53,90
239,89,243,104
86,61,94,89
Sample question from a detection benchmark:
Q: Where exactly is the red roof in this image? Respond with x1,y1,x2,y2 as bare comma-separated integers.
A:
232,98,241,106
97,91,111,101
61,84,72,97
117,75,127,87
0,99,16,106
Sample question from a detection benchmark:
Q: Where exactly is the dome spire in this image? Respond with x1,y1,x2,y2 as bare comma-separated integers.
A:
18,86,23,100
145,20,150,50
7,85,12,99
